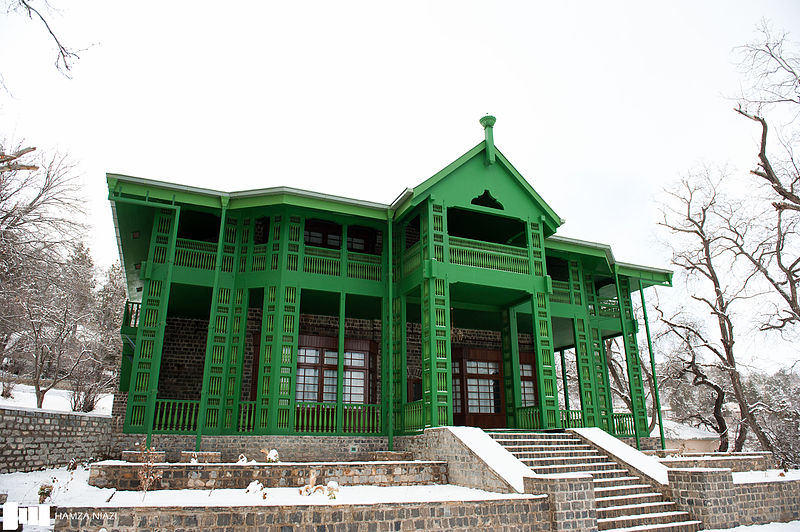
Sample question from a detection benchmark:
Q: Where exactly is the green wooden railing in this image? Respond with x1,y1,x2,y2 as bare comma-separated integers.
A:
295,402,337,433
174,238,217,270
560,409,584,428
551,280,572,304
403,400,425,432
347,252,382,281
343,404,381,434
153,399,199,432
597,297,621,318
303,247,341,276
238,401,257,433
517,405,542,429
294,402,382,434
403,242,422,277
123,300,141,328
612,412,635,437
449,236,530,274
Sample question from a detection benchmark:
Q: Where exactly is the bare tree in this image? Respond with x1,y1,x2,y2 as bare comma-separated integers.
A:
605,338,658,436
659,171,774,453
2,0,80,82
729,23,800,334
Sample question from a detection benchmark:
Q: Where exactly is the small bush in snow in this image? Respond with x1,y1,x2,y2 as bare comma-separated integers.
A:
326,480,339,499
137,446,163,500
261,448,279,463
245,480,267,499
236,453,249,464
0,372,16,399
38,484,52,504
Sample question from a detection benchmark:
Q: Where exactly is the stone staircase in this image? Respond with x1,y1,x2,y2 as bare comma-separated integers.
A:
489,431,701,532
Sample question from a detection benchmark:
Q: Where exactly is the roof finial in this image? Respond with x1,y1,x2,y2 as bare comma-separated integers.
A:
480,115,496,165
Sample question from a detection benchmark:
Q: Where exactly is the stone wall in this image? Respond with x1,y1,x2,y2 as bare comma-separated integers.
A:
668,467,800,529
661,455,772,472
55,498,552,532
0,407,111,473
109,433,389,463
395,428,519,493
736,478,800,526
89,460,447,490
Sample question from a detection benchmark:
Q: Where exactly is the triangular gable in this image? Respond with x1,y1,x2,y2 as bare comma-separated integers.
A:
396,140,562,236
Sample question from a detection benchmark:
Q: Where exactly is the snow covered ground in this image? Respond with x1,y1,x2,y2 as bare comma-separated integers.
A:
0,466,536,508
658,419,718,440
707,522,800,531
0,383,112,416
733,469,800,483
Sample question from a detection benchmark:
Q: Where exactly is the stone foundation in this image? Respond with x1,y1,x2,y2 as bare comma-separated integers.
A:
88,460,448,490
54,498,552,532
0,407,111,473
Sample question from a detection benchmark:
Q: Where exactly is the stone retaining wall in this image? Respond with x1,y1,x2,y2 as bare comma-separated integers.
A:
0,407,111,473
660,455,771,472
88,460,448,490
109,433,390,462
54,498,552,532
395,428,519,493
668,467,800,528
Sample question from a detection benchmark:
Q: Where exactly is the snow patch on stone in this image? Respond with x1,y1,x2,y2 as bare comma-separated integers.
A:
571,427,669,485
446,426,532,493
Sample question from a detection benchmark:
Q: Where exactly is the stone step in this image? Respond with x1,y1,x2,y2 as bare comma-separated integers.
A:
598,511,696,531
510,450,600,460
597,501,678,519
602,520,702,532
573,468,632,480
592,476,646,488
504,447,596,456
594,484,655,498
498,444,595,452
524,461,621,474
523,454,608,466
488,431,569,439
596,492,665,509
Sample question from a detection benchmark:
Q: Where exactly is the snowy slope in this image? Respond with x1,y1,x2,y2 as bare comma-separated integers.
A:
0,384,113,416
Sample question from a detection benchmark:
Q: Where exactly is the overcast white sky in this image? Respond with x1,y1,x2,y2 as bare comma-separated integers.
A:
1,1,797,271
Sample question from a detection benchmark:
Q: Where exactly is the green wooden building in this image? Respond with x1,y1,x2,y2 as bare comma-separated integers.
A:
111,116,670,445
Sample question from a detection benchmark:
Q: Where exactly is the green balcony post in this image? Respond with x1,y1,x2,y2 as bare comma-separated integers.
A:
336,291,346,433
639,279,666,450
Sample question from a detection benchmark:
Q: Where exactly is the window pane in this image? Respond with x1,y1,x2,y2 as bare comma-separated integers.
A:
521,381,536,407
466,360,499,375
343,370,366,403
520,363,533,378
453,378,462,414
466,377,501,413
344,351,366,367
298,348,319,365
323,369,337,402
295,368,319,402
324,350,338,365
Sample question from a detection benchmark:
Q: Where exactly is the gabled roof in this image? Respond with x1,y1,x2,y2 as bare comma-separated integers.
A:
392,122,563,236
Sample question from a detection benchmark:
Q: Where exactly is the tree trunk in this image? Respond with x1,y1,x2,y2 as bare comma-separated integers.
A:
729,369,773,452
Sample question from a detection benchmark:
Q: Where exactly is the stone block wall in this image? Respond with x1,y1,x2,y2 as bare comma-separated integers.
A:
661,455,772,472
55,498,552,532
395,428,518,493
109,433,389,463
0,407,112,473
525,475,597,532
669,467,800,529
89,460,447,490
736,478,800,525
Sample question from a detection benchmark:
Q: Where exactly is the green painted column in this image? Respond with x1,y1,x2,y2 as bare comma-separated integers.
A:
419,200,453,427
124,206,179,446
501,307,522,428
639,280,666,450
527,218,560,429
336,292,346,432
614,273,648,443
